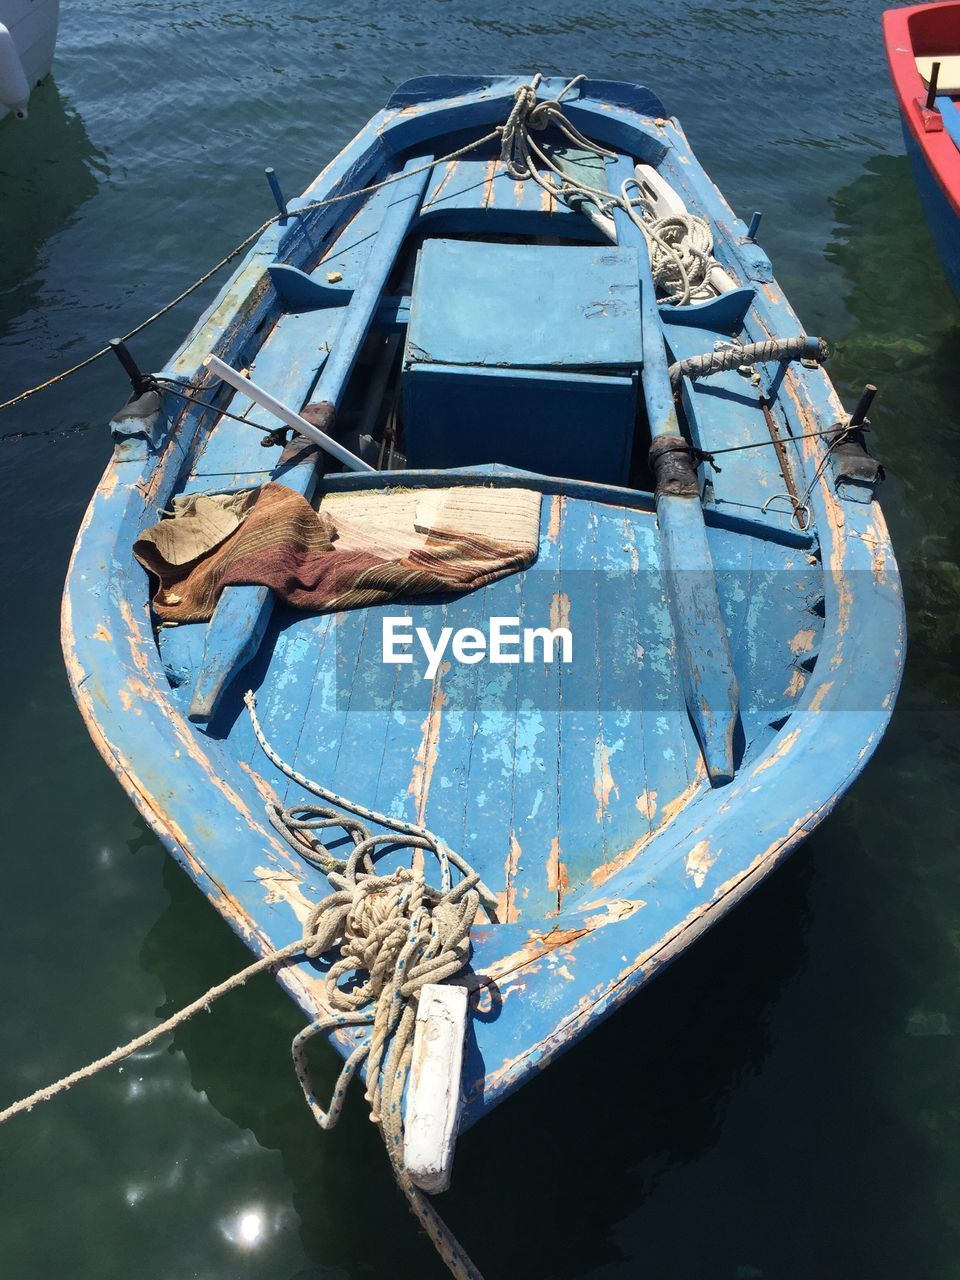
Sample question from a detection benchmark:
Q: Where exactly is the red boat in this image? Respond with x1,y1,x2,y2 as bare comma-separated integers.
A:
884,1,960,296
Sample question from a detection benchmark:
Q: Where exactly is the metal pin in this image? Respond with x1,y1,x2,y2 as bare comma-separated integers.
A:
926,61,941,112
747,210,762,241
848,384,877,428
265,167,288,220
109,339,151,395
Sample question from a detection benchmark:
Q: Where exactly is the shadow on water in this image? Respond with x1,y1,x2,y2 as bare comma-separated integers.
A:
827,153,960,706
826,154,957,341
456,814,943,1280
0,82,104,322
815,150,960,1280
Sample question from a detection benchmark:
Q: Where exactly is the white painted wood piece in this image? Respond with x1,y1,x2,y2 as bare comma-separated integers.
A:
203,354,375,474
403,983,469,1194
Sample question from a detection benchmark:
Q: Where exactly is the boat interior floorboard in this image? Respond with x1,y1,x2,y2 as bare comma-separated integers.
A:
159,487,824,922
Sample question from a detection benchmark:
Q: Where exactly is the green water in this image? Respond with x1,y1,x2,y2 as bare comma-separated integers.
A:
1,1,958,1275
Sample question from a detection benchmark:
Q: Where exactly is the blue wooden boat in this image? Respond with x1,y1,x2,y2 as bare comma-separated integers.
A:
62,73,904,1249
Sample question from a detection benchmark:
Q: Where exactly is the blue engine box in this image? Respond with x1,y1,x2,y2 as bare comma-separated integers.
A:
402,239,643,484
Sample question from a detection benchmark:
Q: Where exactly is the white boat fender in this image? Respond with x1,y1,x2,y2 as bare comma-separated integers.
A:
0,23,31,120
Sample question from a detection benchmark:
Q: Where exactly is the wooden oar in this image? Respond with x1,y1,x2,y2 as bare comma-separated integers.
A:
607,154,740,784
188,157,432,725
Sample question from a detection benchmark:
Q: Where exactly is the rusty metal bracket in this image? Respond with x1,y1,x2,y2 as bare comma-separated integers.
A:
649,435,703,498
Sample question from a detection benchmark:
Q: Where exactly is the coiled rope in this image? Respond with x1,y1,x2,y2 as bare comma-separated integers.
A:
0,691,495,1280
626,194,716,304
246,690,495,1280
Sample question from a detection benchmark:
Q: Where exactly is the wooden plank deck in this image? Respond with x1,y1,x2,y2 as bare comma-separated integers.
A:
159,489,822,919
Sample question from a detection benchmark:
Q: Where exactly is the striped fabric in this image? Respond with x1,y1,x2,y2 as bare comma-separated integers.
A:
134,482,541,624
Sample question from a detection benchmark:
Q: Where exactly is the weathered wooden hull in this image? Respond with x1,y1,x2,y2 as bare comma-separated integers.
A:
62,76,905,1128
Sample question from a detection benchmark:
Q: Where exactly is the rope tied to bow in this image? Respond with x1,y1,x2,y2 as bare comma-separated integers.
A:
246,692,494,1279
499,73,611,178
282,828,483,1135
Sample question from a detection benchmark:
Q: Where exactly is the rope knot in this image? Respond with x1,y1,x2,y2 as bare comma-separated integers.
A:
526,99,554,131
346,874,412,938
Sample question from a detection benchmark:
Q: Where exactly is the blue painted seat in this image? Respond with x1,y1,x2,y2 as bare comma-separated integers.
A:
935,94,960,149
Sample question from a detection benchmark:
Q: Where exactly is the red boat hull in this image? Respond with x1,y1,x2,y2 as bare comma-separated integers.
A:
884,2,960,295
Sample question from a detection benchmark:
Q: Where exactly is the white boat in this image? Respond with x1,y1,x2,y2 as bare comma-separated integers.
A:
0,0,59,121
